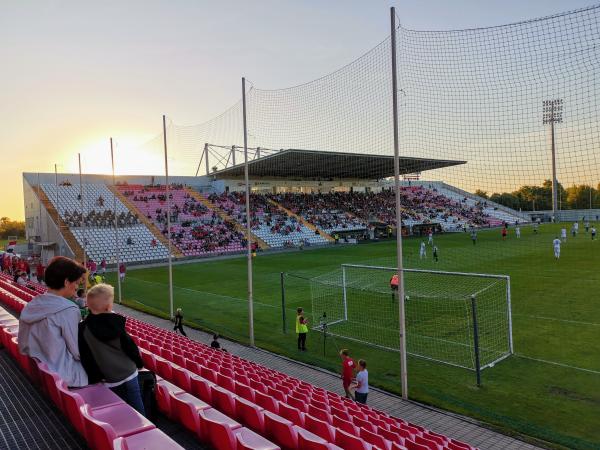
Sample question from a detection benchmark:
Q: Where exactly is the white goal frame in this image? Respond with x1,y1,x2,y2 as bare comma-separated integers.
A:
324,263,514,374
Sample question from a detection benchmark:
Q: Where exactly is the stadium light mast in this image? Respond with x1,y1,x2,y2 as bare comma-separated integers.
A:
78,153,87,272
242,77,255,347
110,139,122,305
391,6,409,400
163,115,175,319
543,99,563,222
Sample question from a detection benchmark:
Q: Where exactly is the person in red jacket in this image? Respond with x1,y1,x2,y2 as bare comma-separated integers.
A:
118,262,126,282
340,349,356,399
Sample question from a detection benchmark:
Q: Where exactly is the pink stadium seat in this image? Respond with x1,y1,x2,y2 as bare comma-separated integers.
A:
263,411,298,450
335,429,371,450
80,403,155,450
304,415,336,443
296,427,332,450
169,392,212,437
278,401,304,427
212,385,238,418
255,389,280,415
235,396,266,434
236,427,281,450
113,428,184,450
57,382,123,436
190,374,214,403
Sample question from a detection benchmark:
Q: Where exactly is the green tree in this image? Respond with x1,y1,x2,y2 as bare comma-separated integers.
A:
474,189,488,199
0,217,25,239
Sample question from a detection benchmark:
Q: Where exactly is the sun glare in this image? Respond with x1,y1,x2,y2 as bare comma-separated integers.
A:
67,135,164,176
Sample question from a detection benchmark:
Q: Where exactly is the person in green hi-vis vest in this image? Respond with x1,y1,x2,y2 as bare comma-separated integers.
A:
296,307,308,351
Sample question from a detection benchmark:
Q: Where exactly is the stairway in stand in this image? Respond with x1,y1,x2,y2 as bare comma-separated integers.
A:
185,188,270,250
267,199,335,243
36,187,85,261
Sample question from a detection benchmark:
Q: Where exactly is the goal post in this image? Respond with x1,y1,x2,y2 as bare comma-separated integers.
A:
310,263,513,379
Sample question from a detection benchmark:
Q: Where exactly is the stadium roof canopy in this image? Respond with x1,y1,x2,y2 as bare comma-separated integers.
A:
212,149,465,180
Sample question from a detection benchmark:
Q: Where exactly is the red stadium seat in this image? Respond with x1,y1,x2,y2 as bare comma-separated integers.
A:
172,353,186,367
201,365,218,383
263,411,298,450
447,440,474,450
307,405,331,424
304,415,336,443
332,415,358,435
361,427,392,450
37,363,64,411
278,401,305,427
377,426,405,445
156,379,184,418
268,386,287,402
414,435,442,450
335,429,371,450
235,381,256,402
198,408,242,450
169,392,211,437
212,385,238,418
140,349,157,372
287,395,308,413
235,396,266,434
217,373,236,392
405,441,429,450
172,365,192,392
354,416,376,433
255,389,280,414
155,357,173,380
190,374,214,403
236,427,281,450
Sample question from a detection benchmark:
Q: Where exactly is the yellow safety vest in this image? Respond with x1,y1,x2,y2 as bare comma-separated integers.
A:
296,315,308,334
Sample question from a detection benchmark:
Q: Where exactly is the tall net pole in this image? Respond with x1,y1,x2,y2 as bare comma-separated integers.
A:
163,115,175,319
78,153,87,271
391,6,408,400
242,77,255,347
110,138,122,305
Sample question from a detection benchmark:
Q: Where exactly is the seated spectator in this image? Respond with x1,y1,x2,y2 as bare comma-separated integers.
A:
79,284,145,415
211,333,226,351
18,256,88,387
16,271,28,286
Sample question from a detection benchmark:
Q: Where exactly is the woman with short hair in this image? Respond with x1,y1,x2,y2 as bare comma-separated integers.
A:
18,256,88,387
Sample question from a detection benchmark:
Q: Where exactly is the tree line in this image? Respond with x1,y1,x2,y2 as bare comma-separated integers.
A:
474,180,600,211
0,217,25,239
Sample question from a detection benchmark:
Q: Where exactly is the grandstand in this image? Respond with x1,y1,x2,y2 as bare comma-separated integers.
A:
22,151,523,267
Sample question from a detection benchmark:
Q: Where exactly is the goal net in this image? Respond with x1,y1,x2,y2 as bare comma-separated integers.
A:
310,263,513,371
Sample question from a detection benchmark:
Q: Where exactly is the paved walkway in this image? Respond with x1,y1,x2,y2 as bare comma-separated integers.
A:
114,304,544,450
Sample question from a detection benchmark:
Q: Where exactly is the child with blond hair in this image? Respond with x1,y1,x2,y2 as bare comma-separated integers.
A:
78,284,145,415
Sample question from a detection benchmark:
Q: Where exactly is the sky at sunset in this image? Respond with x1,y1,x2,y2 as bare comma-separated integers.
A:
1,0,593,220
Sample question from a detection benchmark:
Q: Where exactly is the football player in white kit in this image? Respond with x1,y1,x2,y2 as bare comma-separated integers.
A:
553,236,561,259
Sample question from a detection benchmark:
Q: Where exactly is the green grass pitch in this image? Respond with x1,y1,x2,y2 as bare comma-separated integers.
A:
106,223,600,449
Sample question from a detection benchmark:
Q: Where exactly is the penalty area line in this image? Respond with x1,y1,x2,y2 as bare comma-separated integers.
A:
515,354,600,375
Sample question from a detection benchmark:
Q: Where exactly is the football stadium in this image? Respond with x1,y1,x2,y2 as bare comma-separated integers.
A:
2,3,600,450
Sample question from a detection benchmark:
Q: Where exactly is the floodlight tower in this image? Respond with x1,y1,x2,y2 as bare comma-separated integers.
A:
543,99,563,222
